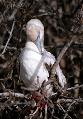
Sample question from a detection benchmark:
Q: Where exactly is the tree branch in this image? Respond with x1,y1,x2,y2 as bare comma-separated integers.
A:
0,20,15,56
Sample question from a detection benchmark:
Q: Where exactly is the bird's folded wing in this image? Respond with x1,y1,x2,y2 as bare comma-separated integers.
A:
55,65,67,87
43,50,66,87
20,48,49,88
44,50,55,65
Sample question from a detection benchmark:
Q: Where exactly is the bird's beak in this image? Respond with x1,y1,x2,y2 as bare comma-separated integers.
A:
41,42,44,53
35,32,44,53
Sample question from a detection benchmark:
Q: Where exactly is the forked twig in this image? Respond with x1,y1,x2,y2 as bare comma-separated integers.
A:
30,107,39,119
57,103,72,119
64,101,76,119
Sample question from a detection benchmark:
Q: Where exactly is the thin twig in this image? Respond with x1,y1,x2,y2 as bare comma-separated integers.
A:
57,98,83,103
57,103,72,119
45,43,83,50
44,104,48,119
0,91,25,98
30,107,39,118
51,84,83,97
0,20,15,56
0,45,17,50
64,100,76,119
21,86,38,91
67,84,83,91
33,12,56,18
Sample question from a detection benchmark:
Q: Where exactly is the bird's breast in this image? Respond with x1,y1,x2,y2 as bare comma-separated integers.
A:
20,48,49,87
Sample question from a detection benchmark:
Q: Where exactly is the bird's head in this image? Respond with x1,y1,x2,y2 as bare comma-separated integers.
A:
25,19,44,53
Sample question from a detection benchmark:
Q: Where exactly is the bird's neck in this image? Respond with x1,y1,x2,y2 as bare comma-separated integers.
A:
25,41,42,54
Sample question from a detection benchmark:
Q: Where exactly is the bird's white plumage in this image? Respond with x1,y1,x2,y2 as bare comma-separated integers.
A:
19,19,66,96
44,50,66,88
26,19,44,42
20,41,52,96
26,19,44,30
20,42,49,87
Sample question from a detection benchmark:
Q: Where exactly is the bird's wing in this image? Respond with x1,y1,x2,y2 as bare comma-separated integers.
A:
43,49,66,87
55,65,67,88
20,48,49,88
44,50,55,65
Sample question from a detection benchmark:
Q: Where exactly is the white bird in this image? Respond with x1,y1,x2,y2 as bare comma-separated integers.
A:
19,19,66,96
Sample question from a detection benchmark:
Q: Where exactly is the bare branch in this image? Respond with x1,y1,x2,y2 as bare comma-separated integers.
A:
57,98,83,103
30,107,39,118
57,103,72,119
44,104,48,119
67,84,83,91
0,20,15,56
50,37,75,78
0,91,25,98
64,101,76,119
0,45,17,50
33,12,56,18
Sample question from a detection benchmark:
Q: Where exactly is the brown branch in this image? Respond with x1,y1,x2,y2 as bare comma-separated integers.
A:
0,91,25,98
44,104,48,119
51,84,83,97
45,43,83,50
33,12,56,18
57,98,83,103
50,37,75,78
64,100,76,119
57,103,72,119
30,107,39,118
67,84,83,91
49,36,76,91
21,86,38,91
0,45,17,50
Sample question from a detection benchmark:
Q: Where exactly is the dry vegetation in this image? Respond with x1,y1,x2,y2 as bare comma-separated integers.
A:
0,0,83,119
